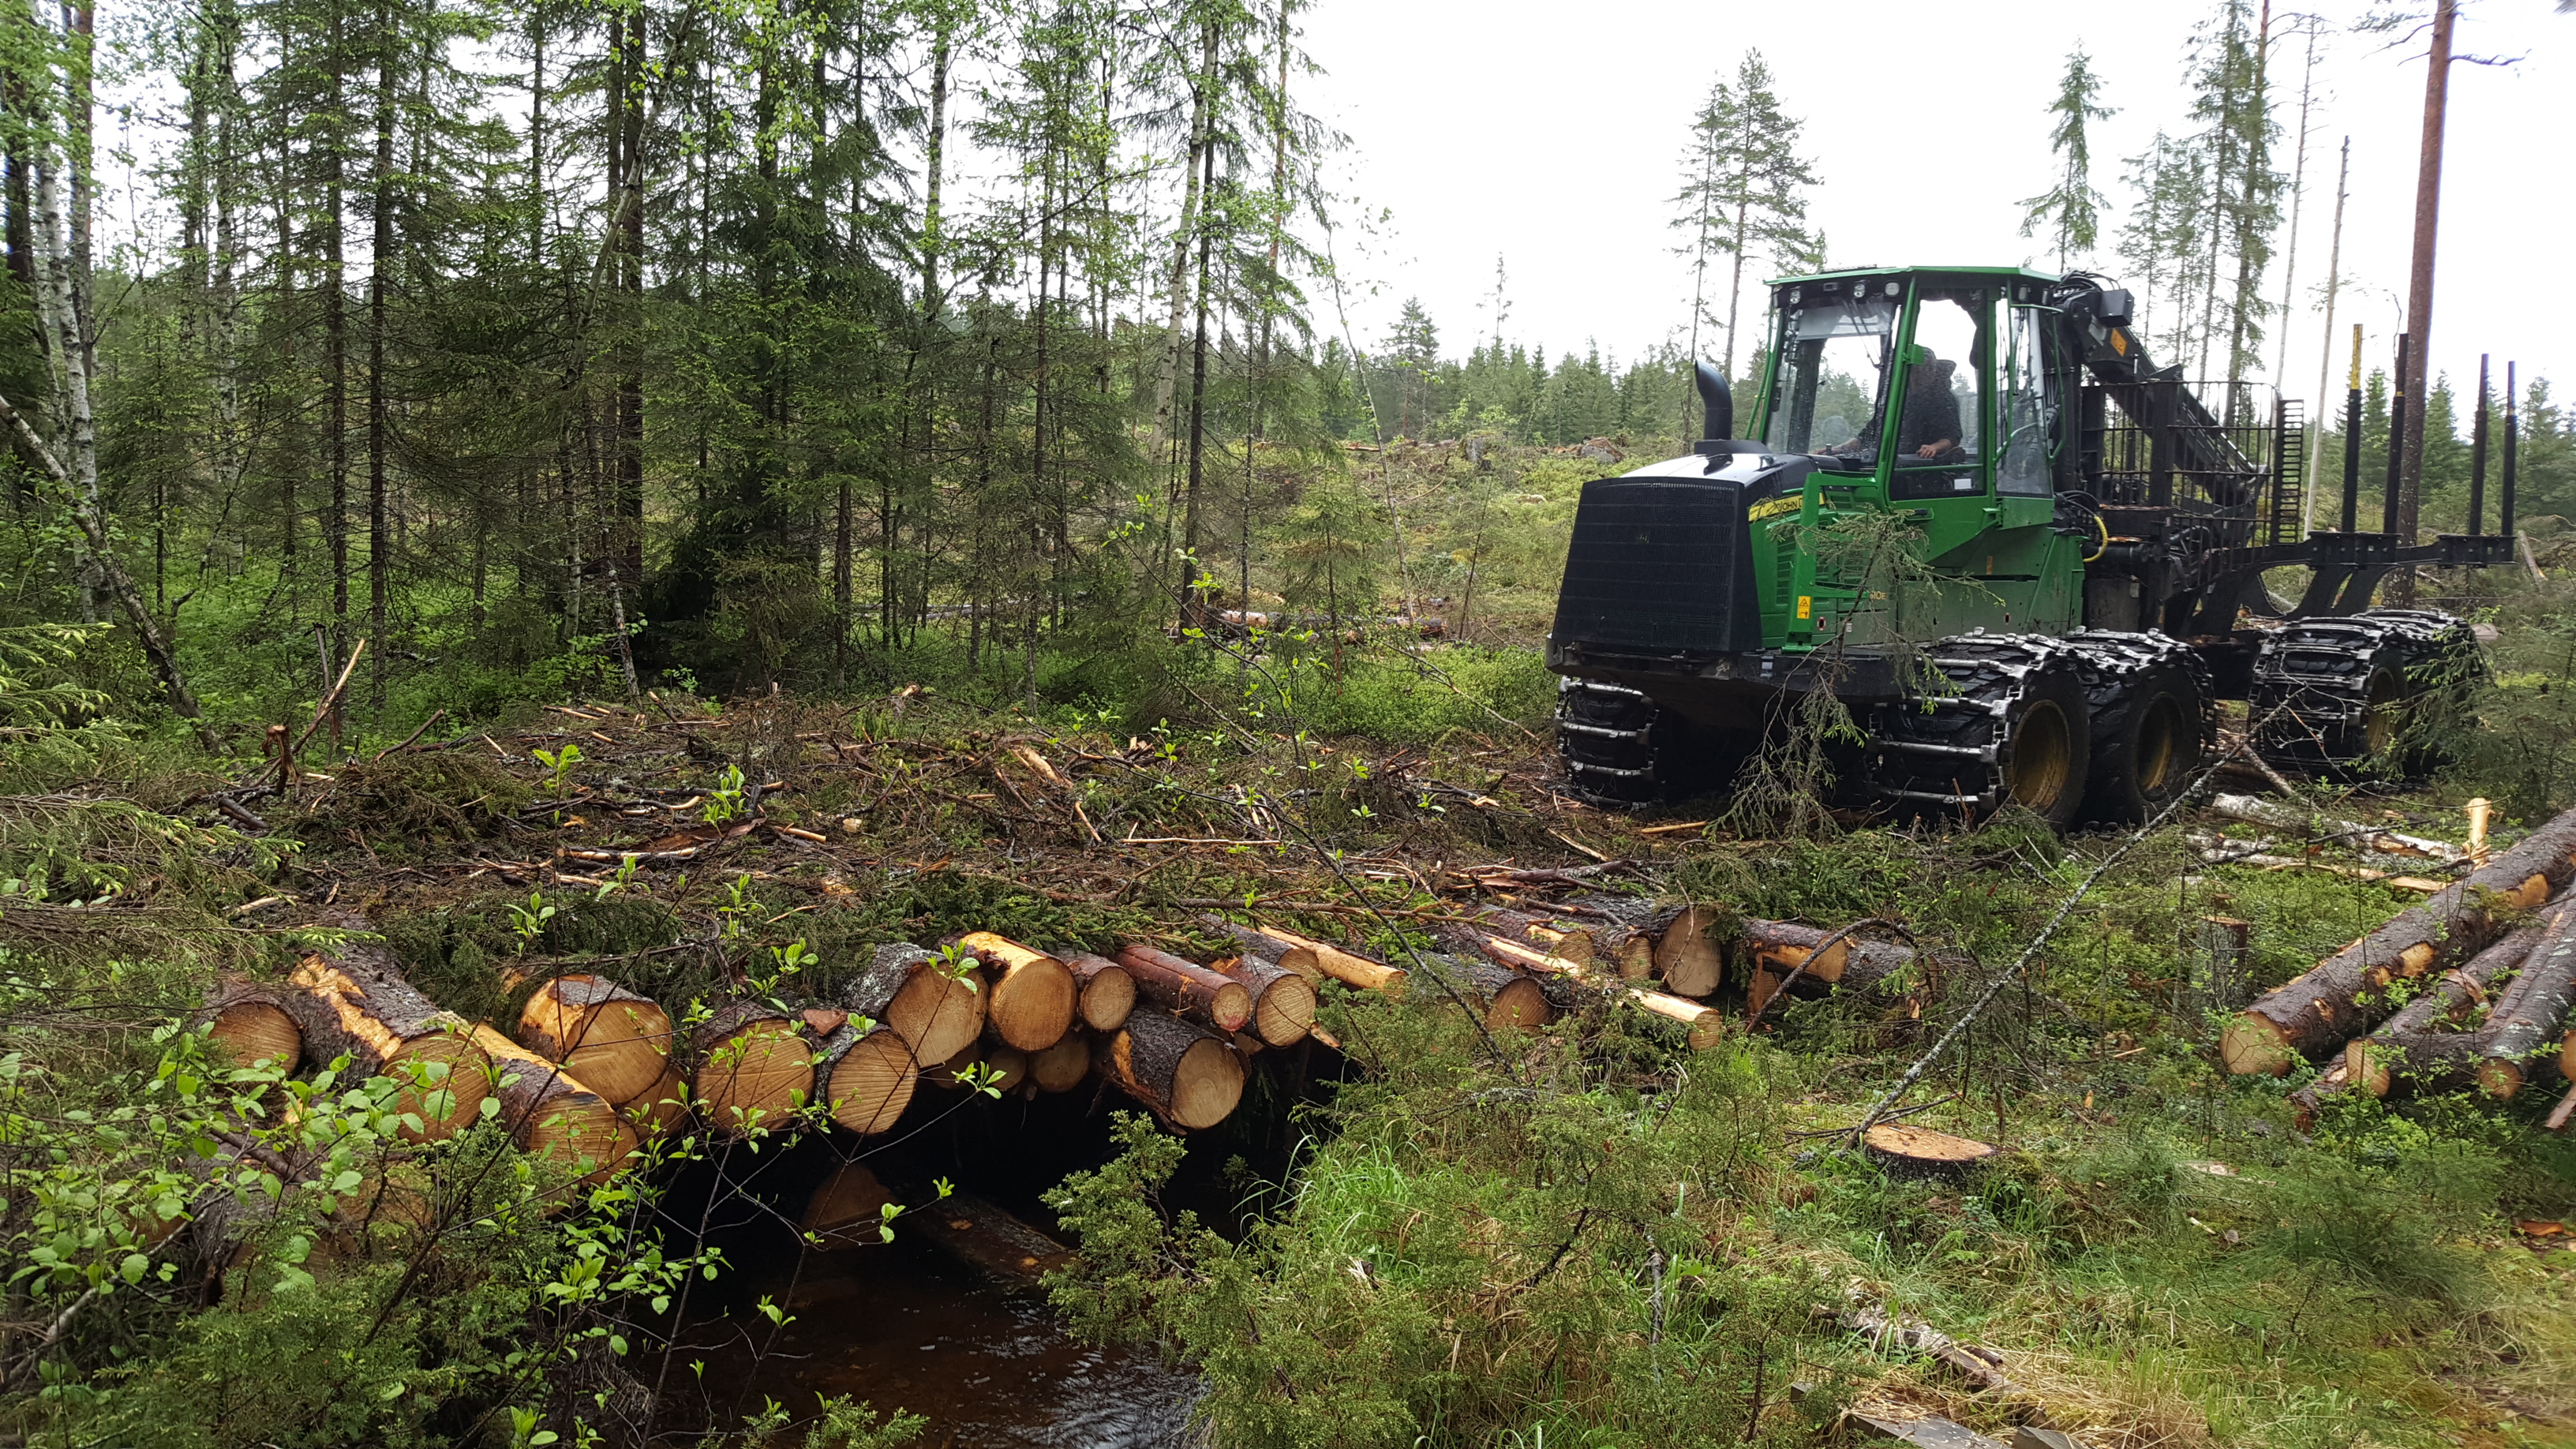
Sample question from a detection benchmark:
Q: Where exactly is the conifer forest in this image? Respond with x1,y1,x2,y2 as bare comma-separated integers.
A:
1,0,2574,1444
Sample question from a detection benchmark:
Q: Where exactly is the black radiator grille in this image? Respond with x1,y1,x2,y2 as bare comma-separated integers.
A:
1550,476,1762,656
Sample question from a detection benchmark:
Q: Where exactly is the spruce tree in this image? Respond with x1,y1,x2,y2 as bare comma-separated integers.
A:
2019,46,2115,268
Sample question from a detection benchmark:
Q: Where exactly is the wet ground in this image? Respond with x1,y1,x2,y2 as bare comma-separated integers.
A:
708,1229,1200,1448
666,1084,1304,1447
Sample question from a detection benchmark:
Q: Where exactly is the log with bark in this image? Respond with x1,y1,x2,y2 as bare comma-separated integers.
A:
1115,943,1252,1034
2222,805,2576,1076
1062,950,1137,1032
814,1020,920,1135
2209,792,2466,863
1628,989,1725,1050
1103,1011,1245,1129
2343,917,2550,1099
280,938,490,1141
517,975,673,1106
1215,953,1317,1046
2478,904,2576,1099
690,1002,815,1135
1649,904,1726,998
1470,906,1594,969
1414,952,1553,1034
956,931,1076,1051
1028,1033,1091,1093
1241,921,1406,996
1743,929,1923,1020
1199,918,1325,986
844,942,985,1066
470,1026,638,1183
197,979,303,1072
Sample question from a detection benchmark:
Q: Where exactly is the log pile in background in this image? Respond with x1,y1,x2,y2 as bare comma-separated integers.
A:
2222,805,2576,1077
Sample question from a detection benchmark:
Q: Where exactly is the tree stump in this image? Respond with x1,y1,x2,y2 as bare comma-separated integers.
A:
1863,1123,1999,1180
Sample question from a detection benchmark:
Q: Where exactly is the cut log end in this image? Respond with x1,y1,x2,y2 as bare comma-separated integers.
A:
695,1017,815,1134
1073,959,1137,1032
618,1063,691,1140
1249,974,1317,1046
1491,976,1552,1034
1108,1014,1245,1129
1030,1034,1091,1092
519,975,674,1106
208,998,302,1073
960,933,1078,1051
2221,1012,2295,1077
1863,1123,2000,1180
826,1028,921,1136
1632,989,1724,1050
1652,905,1724,998
385,1032,492,1142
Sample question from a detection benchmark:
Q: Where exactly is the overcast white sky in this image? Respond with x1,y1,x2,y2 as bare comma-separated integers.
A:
1297,0,2574,409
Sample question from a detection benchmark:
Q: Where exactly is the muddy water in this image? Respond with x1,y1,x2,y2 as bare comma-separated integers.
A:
672,1088,1272,1447
715,1230,1200,1448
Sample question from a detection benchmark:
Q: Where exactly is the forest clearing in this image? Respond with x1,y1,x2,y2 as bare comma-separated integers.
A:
0,0,2574,1442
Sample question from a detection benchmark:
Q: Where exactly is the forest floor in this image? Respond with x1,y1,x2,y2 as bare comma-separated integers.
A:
5,660,2576,1449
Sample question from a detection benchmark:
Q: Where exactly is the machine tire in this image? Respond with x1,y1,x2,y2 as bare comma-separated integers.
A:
1555,680,1663,807
2250,609,2481,779
2067,631,2214,824
1870,634,2093,830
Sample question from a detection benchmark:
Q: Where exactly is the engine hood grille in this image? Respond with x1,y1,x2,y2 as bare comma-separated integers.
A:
1550,474,1765,657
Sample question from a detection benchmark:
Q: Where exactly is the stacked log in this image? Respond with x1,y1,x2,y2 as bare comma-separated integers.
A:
2222,806,2576,1076
1649,904,1726,998
617,1062,691,1140
280,939,491,1142
1230,921,1406,995
470,1026,638,1183
1215,954,1317,1046
846,942,985,1066
691,1002,814,1135
1740,922,1919,1018
198,979,304,1072
1414,952,1553,1034
1029,1033,1092,1092
1065,951,1136,1032
518,975,674,1106
814,1020,919,1135
1103,1012,1244,1129
2344,920,2549,1099
1450,927,1724,1049
1472,906,1596,970
2478,908,2576,1099
1115,943,1252,1035
957,932,1076,1051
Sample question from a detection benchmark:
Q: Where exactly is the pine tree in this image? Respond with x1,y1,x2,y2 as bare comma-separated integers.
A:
1671,51,1818,413
2020,47,2116,268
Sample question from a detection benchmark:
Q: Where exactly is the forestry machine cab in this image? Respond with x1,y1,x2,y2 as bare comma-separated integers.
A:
1548,266,2510,826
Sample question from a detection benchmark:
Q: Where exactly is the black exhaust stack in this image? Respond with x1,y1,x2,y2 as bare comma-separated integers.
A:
1694,361,1734,444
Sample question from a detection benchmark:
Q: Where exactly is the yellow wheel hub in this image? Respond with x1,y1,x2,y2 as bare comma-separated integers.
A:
2005,700,2075,813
